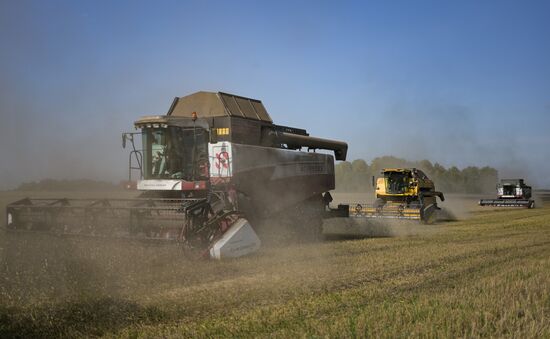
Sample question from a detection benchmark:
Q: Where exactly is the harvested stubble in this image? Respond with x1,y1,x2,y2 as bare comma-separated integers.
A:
0,191,549,338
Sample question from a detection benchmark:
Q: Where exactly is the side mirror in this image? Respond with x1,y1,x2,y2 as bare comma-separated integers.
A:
122,134,127,149
371,176,375,188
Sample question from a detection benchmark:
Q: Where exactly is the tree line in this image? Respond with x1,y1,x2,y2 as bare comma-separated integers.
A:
335,156,498,194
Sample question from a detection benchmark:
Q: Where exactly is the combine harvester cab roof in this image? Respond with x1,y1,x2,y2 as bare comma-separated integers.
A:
135,91,273,129
167,91,273,122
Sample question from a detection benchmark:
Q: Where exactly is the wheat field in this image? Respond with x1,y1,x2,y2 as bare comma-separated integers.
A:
1,191,549,338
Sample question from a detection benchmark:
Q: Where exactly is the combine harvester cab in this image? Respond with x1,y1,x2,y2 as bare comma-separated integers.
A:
348,168,445,224
6,91,348,259
479,179,535,208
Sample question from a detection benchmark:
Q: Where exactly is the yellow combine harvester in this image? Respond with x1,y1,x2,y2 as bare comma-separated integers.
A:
350,168,445,223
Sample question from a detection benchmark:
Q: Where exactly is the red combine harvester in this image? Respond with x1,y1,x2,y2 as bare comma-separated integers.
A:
6,91,347,259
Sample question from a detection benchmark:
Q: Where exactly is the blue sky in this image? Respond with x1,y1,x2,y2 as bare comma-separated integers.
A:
1,0,549,189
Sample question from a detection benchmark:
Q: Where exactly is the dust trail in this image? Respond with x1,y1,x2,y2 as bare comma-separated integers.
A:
437,193,485,220
323,217,440,238
323,192,478,239
533,191,548,208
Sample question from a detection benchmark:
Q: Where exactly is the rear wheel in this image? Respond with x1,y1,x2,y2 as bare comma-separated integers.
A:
294,194,325,242
420,204,438,224
248,194,326,245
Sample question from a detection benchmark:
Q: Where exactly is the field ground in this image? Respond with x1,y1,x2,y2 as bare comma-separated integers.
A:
1,191,550,338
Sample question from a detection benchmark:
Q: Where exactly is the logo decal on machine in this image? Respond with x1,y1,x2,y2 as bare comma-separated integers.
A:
209,142,233,178
215,151,230,170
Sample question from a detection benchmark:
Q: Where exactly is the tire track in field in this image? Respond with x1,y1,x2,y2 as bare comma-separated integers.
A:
123,236,550,335
182,240,550,337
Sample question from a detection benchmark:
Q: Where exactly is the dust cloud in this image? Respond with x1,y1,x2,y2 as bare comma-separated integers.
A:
352,102,550,189
322,192,484,239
